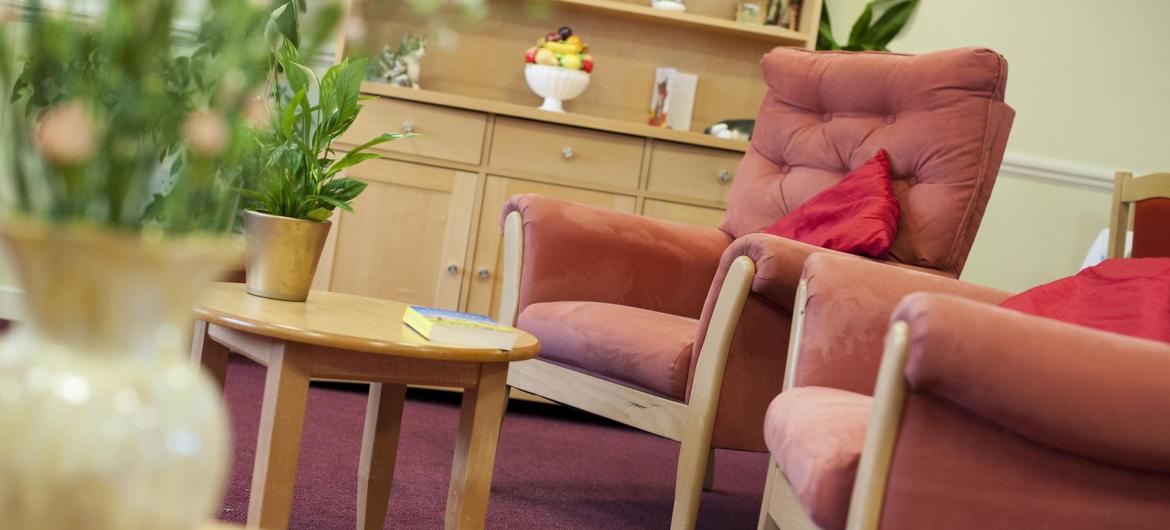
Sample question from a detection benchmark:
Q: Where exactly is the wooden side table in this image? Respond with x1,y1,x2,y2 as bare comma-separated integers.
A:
191,283,539,530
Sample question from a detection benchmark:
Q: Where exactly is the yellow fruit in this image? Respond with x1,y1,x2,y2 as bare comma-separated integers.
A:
560,54,583,70
566,35,583,47
535,48,559,66
544,41,581,55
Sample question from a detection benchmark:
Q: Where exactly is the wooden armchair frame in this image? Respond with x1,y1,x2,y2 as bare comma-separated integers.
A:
1108,171,1170,258
497,211,757,530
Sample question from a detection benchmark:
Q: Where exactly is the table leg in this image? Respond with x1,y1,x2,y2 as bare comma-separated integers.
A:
247,343,312,530
190,320,230,391
445,363,509,530
357,383,407,530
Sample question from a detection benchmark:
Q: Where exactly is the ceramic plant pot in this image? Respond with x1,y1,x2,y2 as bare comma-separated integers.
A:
243,209,332,302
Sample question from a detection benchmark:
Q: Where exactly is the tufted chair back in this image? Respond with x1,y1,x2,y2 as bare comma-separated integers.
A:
721,47,1014,277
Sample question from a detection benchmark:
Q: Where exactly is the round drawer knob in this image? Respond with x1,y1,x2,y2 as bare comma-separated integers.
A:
446,264,459,275
717,169,732,183
477,267,491,280
402,120,415,134
561,147,575,160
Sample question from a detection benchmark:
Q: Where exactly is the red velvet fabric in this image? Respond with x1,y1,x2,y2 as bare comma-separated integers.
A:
1133,198,1170,258
765,150,900,258
999,258,1170,343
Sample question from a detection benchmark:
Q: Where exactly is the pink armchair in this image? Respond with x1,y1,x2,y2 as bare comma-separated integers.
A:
759,253,1170,530
500,47,1014,529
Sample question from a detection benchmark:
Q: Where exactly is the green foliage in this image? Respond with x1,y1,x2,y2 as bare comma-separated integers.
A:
242,36,410,222
0,0,275,235
817,0,920,51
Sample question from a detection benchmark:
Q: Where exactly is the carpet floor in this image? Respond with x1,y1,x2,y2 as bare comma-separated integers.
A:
216,358,770,529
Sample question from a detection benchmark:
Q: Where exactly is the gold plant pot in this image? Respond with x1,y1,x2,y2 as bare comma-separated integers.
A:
244,209,332,302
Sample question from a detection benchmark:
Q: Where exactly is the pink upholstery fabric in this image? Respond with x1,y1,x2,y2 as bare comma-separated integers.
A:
882,392,1170,530
894,293,1170,472
721,47,1014,277
517,301,698,399
794,253,1011,395
503,194,731,319
764,387,870,530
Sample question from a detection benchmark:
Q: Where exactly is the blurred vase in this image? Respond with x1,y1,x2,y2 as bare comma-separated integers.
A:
0,220,241,530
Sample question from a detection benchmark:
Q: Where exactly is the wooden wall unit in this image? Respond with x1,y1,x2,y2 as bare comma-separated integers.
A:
318,0,822,316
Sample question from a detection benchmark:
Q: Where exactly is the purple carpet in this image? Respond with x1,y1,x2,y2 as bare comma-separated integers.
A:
216,357,769,529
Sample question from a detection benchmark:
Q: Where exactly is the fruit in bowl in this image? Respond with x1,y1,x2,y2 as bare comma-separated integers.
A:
524,26,593,73
523,26,592,112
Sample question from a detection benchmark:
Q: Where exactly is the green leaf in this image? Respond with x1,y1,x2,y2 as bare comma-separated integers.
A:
281,87,308,138
345,132,413,157
306,207,333,221
866,0,920,50
816,6,838,51
309,193,354,212
320,176,368,203
326,151,380,177
848,2,875,47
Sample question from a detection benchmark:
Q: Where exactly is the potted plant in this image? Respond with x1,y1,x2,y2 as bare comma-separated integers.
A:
241,32,408,301
0,1,282,527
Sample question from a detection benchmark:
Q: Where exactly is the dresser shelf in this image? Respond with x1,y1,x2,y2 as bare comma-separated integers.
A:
553,0,810,45
360,82,751,153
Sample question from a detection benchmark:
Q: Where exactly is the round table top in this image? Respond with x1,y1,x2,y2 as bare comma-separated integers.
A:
193,283,539,362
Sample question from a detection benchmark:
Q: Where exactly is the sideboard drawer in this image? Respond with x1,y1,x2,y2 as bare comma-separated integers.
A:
340,97,487,165
489,117,643,189
646,141,743,203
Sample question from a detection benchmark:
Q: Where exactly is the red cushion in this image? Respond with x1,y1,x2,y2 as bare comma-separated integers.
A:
764,150,900,258
1000,258,1170,342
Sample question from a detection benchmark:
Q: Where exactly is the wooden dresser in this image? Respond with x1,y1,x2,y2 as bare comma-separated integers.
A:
317,0,821,319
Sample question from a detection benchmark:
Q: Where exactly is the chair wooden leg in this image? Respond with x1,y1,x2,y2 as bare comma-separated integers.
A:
671,432,714,530
703,447,716,491
246,344,312,530
190,320,230,391
757,459,781,530
357,383,408,530
446,363,509,530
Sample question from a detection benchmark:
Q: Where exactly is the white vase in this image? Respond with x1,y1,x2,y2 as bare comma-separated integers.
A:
0,221,242,530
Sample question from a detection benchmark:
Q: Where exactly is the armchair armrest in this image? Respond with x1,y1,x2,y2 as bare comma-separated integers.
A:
792,253,1011,394
896,293,1170,472
503,194,731,318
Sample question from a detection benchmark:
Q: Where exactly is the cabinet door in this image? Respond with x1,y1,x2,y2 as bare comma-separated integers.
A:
642,199,725,229
465,176,637,320
324,158,478,310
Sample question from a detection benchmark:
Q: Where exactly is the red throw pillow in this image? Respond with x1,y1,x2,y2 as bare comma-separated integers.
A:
999,258,1170,342
765,149,900,258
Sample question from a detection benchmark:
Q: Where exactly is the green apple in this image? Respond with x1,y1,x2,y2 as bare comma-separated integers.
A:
560,54,583,70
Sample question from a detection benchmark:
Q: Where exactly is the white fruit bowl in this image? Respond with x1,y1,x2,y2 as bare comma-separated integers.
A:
525,64,590,113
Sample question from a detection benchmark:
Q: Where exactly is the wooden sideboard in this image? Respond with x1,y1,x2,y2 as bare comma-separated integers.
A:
315,0,823,318
313,83,745,319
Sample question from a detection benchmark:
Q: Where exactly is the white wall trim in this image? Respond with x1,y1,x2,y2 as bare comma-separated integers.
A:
1000,151,1116,191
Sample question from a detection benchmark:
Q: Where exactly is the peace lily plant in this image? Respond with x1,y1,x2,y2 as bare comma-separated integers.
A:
241,4,410,301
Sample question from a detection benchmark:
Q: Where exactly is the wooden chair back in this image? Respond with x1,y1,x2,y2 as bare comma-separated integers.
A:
1108,171,1170,258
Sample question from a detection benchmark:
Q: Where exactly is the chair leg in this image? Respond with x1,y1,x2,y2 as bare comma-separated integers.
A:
702,447,716,491
757,459,781,530
670,431,714,530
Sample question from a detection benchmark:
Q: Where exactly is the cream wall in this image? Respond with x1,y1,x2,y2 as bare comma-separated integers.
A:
828,0,1170,291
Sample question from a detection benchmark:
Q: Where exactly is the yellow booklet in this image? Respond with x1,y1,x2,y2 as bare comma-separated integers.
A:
403,306,518,350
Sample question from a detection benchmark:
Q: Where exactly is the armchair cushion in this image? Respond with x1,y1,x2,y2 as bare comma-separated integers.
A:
764,387,870,530
999,258,1170,342
517,301,698,399
765,149,899,258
